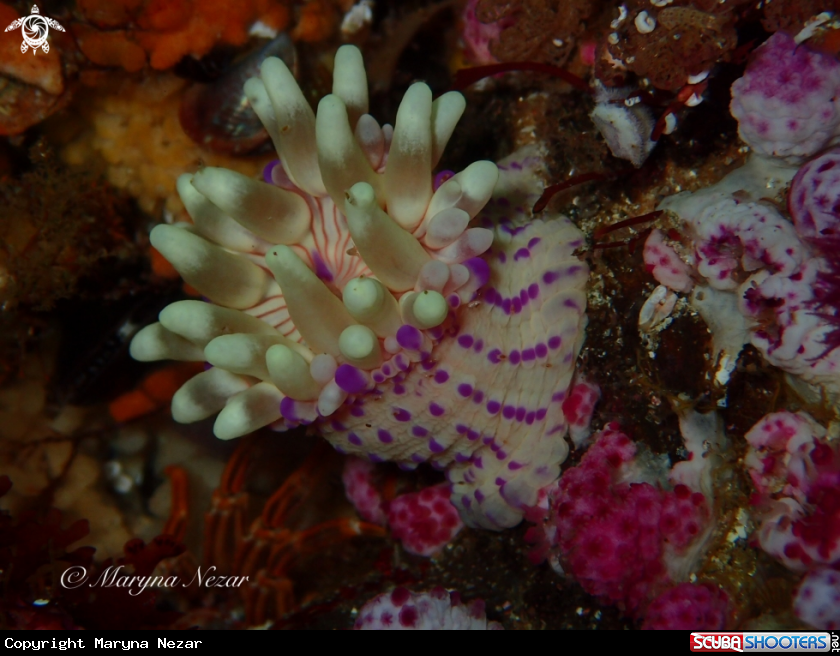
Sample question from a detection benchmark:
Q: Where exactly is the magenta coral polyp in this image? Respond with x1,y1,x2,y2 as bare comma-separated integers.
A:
730,32,840,162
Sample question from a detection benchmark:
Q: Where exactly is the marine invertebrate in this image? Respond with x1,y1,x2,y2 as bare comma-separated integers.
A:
730,31,840,163
526,425,713,616
130,45,589,530
341,457,464,556
794,568,840,630
386,483,464,557
353,587,502,630
178,34,296,155
744,411,840,573
789,146,840,240
589,83,657,168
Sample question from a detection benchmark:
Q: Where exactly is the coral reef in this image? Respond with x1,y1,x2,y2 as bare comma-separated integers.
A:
129,45,589,530
354,586,502,629
11,0,840,634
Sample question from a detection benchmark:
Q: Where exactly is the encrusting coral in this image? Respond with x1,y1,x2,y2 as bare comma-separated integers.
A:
129,45,588,530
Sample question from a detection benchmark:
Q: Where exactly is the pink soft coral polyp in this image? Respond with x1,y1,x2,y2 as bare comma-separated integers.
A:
530,425,711,615
730,31,840,162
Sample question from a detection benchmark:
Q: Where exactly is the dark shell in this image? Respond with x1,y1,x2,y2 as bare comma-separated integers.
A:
179,34,296,156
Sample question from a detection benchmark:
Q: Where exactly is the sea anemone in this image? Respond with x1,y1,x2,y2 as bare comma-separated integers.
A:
130,45,588,530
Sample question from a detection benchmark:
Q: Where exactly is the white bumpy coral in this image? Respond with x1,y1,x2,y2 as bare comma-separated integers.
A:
129,46,498,441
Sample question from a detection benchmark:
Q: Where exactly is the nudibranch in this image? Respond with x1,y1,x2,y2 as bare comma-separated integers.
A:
130,45,588,529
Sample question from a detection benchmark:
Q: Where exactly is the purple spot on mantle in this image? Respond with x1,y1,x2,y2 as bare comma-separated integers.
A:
458,334,474,349
487,349,502,364
474,489,485,502
543,270,560,284
509,349,521,365
434,370,450,384
397,324,423,351
348,432,362,446
429,402,445,417
528,283,539,299
548,336,562,349
528,237,541,248
280,396,298,421
464,257,490,289
515,406,526,421
502,405,516,419
487,400,501,414
472,390,484,403
412,425,428,437
351,407,365,417
455,424,467,434
262,159,281,184
457,383,473,397
508,461,523,471
473,339,484,352
393,408,411,422
377,429,393,444
535,343,548,358
522,348,535,361
335,364,369,393
514,247,531,261
429,438,445,453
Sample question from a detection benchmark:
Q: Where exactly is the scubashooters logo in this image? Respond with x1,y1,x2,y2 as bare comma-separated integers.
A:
4,5,64,54
691,632,833,653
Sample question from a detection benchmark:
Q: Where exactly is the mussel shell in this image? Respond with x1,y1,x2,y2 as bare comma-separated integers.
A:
179,34,296,156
